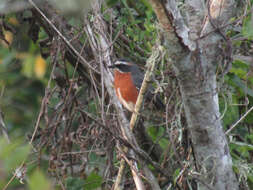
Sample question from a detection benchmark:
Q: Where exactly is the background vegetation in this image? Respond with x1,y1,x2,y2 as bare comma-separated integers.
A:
0,0,253,189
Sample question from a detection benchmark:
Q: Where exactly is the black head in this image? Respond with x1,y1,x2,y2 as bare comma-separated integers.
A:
108,59,134,73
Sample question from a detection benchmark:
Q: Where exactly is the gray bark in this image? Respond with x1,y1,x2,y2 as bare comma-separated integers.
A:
161,0,239,189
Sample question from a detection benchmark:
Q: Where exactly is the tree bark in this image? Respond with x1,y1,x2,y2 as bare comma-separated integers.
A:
150,0,239,189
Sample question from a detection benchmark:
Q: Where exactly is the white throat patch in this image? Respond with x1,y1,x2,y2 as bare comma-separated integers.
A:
117,88,135,112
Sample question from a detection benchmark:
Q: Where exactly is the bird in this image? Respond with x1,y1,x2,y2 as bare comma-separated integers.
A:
109,59,164,112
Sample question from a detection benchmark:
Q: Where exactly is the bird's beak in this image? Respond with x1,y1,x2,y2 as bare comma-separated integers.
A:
108,65,116,69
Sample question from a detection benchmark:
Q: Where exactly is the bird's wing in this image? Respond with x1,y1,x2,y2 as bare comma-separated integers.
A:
131,65,144,90
131,65,165,109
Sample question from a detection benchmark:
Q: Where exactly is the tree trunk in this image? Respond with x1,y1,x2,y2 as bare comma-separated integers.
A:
150,0,239,189
175,53,238,190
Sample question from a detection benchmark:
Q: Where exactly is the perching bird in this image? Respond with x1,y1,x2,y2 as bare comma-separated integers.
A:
109,59,164,112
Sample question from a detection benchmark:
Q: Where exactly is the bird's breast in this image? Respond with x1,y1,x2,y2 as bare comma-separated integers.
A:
114,70,139,111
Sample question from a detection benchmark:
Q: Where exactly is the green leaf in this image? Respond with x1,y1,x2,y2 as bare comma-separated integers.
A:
230,67,247,79
244,102,253,124
173,168,180,185
83,172,103,190
219,95,239,128
148,126,160,141
147,126,168,150
88,101,97,114
230,60,249,80
246,134,253,142
231,75,253,97
248,175,253,189
230,141,253,158
0,139,31,172
29,170,51,190
66,177,85,190
140,0,153,11
1,50,15,65
159,138,169,150
242,14,253,40
21,55,35,78
232,59,250,69
106,0,119,7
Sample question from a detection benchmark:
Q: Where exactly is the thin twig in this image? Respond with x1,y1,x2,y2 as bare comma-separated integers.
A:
30,42,59,144
0,86,10,143
113,159,125,190
0,107,10,143
226,105,253,134
2,173,16,190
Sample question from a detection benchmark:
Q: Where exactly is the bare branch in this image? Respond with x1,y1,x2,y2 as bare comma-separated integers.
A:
0,106,10,143
226,105,253,134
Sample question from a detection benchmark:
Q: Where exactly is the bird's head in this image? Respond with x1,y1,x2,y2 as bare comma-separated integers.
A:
109,59,134,73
